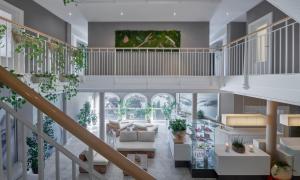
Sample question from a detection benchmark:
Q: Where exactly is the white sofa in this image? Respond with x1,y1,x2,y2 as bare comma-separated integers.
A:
116,131,156,158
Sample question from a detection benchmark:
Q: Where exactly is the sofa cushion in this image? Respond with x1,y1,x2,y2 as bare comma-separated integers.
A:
119,131,138,142
116,141,156,152
134,123,148,131
147,125,159,133
138,131,155,142
119,122,133,130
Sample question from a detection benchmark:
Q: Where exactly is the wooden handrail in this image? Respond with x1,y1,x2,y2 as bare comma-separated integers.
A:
0,16,76,49
0,66,155,180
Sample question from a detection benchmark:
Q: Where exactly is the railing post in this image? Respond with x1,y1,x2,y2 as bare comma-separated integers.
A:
243,38,249,89
0,119,3,180
37,110,44,180
21,124,27,180
146,49,149,76
5,112,12,180
55,148,60,180
114,48,117,75
179,49,181,76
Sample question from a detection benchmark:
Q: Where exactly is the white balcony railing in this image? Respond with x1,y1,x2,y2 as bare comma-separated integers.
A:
223,17,300,76
0,16,299,78
85,48,221,76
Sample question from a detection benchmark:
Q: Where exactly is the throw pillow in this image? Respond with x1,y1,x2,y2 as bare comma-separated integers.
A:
119,131,138,142
138,131,155,142
133,123,147,131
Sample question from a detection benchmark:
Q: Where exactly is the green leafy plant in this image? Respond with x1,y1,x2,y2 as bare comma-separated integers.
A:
117,100,127,121
13,30,45,63
197,110,204,119
26,116,55,174
77,102,97,127
32,73,58,102
0,69,26,109
0,24,7,47
231,137,245,153
49,41,66,73
162,101,176,121
72,48,85,73
144,103,153,122
62,74,80,100
168,118,188,132
63,0,76,5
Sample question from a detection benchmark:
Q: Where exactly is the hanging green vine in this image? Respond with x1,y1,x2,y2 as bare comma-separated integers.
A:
0,24,7,47
62,74,80,100
63,0,75,5
72,48,85,73
0,69,26,109
48,41,66,73
13,30,45,63
32,73,58,102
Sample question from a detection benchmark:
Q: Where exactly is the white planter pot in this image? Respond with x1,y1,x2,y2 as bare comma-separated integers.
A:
271,165,292,180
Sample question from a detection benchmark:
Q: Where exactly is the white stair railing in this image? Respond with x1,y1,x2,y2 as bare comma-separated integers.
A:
0,101,105,180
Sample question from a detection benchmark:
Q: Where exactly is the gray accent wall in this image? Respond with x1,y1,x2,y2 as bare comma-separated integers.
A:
88,22,209,47
4,0,71,42
247,0,287,24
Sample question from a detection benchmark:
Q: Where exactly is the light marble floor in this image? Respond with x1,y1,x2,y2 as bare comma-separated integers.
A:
44,123,215,180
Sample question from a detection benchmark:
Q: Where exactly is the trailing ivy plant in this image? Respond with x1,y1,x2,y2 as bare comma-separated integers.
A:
62,74,80,100
13,30,45,63
48,41,66,73
0,24,7,47
0,69,26,109
72,48,85,73
63,0,75,5
32,73,58,102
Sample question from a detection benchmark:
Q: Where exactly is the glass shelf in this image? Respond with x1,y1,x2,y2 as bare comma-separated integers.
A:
190,119,220,170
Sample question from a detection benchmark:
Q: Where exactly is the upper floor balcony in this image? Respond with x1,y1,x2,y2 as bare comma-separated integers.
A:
0,16,299,94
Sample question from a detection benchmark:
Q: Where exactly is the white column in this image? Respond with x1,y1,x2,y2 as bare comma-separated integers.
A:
99,92,105,139
266,100,278,159
192,93,198,120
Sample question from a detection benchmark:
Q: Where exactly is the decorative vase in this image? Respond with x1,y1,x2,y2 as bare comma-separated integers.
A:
232,145,246,153
173,131,186,144
271,164,292,180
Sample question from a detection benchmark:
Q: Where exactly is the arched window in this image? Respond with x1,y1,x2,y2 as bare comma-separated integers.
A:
104,93,120,121
124,93,147,121
151,93,175,120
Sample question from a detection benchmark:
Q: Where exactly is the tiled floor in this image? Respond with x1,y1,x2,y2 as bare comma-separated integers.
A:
44,123,215,180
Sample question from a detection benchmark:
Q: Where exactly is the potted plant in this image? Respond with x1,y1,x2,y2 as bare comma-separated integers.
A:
231,137,245,153
168,118,188,143
162,101,176,121
271,161,292,180
197,110,204,119
27,116,55,175
77,102,97,127
144,103,153,123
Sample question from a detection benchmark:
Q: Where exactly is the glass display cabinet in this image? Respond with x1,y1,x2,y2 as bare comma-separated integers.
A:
190,119,220,177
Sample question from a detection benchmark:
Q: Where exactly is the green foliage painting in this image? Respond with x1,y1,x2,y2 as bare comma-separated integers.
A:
115,30,181,48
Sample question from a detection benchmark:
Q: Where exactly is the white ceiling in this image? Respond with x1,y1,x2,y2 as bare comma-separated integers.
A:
210,0,262,44
77,0,221,22
267,0,300,23
33,0,265,45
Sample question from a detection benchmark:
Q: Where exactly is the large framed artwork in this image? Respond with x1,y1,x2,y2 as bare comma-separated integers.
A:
115,30,181,48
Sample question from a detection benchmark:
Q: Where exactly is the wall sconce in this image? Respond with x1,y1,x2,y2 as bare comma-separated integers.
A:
222,114,266,127
280,114,300,126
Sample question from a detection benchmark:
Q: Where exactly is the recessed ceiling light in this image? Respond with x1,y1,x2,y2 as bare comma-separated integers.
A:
173,10,177,16
226,12,230,16
120,11,124,16
68,12,72,16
